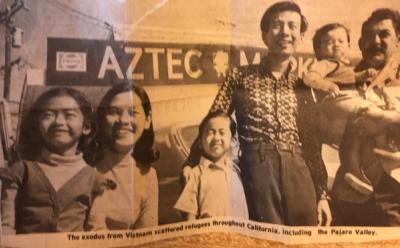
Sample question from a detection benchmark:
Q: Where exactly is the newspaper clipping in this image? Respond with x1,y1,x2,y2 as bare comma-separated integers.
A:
1,0,400,247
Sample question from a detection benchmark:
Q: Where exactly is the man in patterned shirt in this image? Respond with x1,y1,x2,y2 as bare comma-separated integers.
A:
184,1,331,226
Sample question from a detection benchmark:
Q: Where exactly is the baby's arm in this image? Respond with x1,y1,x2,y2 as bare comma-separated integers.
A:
304,60,341,96
304,71,340,95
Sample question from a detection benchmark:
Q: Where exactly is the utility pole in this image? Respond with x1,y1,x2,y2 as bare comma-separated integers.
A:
0,0,28,100
4,15,12,100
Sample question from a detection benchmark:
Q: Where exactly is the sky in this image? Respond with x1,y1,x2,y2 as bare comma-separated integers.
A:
2,0,400,66
133,0,400,55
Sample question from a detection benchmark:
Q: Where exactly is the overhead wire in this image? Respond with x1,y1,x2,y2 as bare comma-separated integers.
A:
42,0,114,31
1,0,114,72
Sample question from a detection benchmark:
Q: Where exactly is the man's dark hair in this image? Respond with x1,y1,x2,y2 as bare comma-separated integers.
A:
260,1,308,34
313,23,351,60
361,8,400,37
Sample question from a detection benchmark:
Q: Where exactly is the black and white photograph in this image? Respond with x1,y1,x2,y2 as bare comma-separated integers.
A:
1,0,400,247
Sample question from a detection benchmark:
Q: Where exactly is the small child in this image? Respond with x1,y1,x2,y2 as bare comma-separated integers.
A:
304,23,394,195
0,87,106,234
174,111,248,219
304,23,377,98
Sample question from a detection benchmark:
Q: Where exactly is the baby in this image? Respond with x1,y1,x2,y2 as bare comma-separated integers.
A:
304,23,399,195
304,23,377,98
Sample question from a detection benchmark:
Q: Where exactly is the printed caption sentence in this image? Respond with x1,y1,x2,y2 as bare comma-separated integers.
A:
66,220,377,241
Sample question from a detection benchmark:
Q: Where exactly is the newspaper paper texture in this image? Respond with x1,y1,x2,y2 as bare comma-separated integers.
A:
1,0,400,247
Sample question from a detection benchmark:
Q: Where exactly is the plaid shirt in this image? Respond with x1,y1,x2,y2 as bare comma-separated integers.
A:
206,59,327,197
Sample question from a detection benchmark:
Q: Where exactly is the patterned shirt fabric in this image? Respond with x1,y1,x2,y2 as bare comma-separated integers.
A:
207,59,328,197
175,157,248,219
210,61,301,146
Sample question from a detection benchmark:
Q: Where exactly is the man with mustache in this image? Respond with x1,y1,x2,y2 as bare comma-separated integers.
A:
331,8,400,226
356,10,400,74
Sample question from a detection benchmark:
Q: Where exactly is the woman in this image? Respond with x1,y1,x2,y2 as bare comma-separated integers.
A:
90,82,159,229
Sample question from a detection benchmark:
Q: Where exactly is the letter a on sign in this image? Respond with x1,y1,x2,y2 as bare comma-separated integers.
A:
98,46,124,79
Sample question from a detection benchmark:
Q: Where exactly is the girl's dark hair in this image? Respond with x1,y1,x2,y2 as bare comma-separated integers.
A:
19,87,95,161
198,110,237,140
96,82,159,166
185,111,236,166
260,1,308,34
313,23,351,60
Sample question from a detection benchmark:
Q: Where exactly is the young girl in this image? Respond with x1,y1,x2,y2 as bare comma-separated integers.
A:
304,23,400,195
174,111,248,219
1,87,106,234
91,82,159,230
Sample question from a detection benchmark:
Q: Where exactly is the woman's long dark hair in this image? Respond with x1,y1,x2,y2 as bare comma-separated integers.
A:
95,82,159,166
19,87,95,161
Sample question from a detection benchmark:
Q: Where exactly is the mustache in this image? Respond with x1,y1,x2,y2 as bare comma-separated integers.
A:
366,45,386,55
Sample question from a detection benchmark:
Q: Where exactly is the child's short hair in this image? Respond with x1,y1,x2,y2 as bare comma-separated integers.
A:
19,87,95,161
198,110,237,139
313,23,351,60
96,82,159,166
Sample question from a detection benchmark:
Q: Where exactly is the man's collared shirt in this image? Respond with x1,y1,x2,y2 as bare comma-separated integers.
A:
210,60,301,146
205,59,328,197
